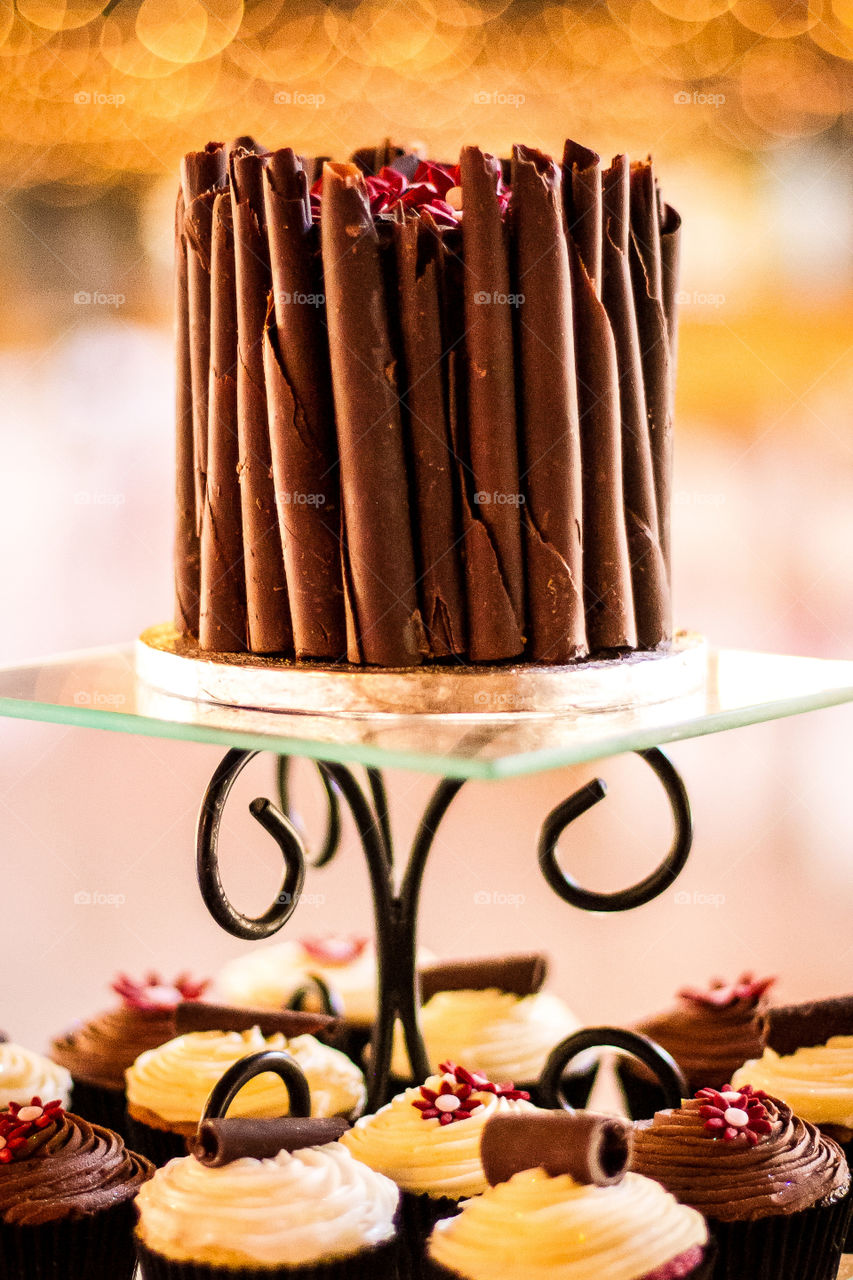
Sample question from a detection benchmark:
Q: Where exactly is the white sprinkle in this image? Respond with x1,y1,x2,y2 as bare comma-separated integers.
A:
435,1094,462,1113
724,1107,749,1128
15,1106,43,1123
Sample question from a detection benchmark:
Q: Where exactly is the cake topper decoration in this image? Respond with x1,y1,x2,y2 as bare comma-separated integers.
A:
174,1001,338,1040
112,972,209,1011
413,1064,529,1123
678,973,775,1010
696,1085,771,1145
481,1111,632,1187
191,1049,313,1166
762,995,853,1056
419,954,548,1001
311,160,464,226
439,1062,530,1101
301,937,368,966
0,1098,65,1163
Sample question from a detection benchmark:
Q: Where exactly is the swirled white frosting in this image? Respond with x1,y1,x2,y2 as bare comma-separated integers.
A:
390,990,580,1083
341,1074,537,1199
428,1168,708,1280
125,1028,365,1125
136,1141,398,1267
1,1043,72,1110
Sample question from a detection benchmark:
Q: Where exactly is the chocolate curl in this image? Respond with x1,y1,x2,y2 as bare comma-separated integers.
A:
601,155,670,650
562,143,635,651
394,213,467,658
563,140,602,297
175,1001,339,1040
763,998,853,1057
660,201,682,378
199,192,247,652
230,148,292,654
511,146,587,663
174,187,200,636
420,953,548,1002
459,146,525,661
630,163,674,581
181,144,227,536
320,162,425,666
262,148,346,660
481,1111,632,1187
193,1115,349,1166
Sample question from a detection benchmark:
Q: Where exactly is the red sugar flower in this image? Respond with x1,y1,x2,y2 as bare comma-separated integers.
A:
0,1098,64,1163
679,973,775,1010
413,1073,483,1125
696,1085,772,1145
440,1062,530,1102
310,161,464,227
112,972,208,1011
301,937,368,966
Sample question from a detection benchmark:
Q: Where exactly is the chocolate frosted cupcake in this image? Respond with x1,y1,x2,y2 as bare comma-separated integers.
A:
126,1021,365,1167
51,972,208,1136
428,1111,712,1280
631,1086,851,1279
0,1095,153,1280
0,1042,71,1112
618,973,774,1118
136,1051,399,1280
342,1063,536,1278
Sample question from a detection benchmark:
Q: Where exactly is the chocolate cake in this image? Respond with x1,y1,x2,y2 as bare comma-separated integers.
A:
172,139,680,668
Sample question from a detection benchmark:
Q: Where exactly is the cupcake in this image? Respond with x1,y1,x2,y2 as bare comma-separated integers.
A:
631,1085,851,1280
0,1042,71,1112
50,972,208,1136
0,1094,153,1279
428,1110,713,1280
136,1051,400,1279
618,973,775,1118
342,1061,536,1277
125,1012,366,1167
392,954,586,1107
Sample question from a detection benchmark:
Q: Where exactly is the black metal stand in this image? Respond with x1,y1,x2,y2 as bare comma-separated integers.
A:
197,747,693,1113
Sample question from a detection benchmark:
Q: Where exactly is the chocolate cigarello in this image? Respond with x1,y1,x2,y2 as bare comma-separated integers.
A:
193,1116,350,1167
511,146,587,663
263,149,346,660
230,148,293,655
419,953,549,1002
320,161,425,666
563,139,603,297
601,155,670,650
174,187,200,637
181,143,227,537
481,1112,633,1187
199,192,247,653
175,1001,340,1040
763,997,853,1057
394,213,467,658
459,145,525,660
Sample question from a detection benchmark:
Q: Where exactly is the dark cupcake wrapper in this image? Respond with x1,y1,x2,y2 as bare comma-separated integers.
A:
69,1078,129,1139
399,1192,461,1280
0,1198,139,1280
706,1185,852,1280
831,1136,853,1251
137,1238,401,1279
125,1115,190,1168
423,1242,716,1280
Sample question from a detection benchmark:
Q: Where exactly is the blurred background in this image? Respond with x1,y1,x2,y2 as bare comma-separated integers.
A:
2,0,853,1055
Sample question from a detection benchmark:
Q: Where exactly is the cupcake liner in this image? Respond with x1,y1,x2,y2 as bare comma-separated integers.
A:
69,1078,129,1138
125,1115,189,1168
424,1244,716,1280
0,1199,139,1280
137,1238,401,1279
707,1185,852,1280
399,1192,461,1280
834,1136,853,1251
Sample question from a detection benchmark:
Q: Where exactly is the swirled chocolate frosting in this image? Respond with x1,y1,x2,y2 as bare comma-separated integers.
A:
52,1006,179,1090
631,1094,849,1222
0,1112,153,1225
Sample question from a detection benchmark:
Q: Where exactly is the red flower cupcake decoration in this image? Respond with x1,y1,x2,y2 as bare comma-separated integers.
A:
696,1085,772,1146
414,1064,529,1124
678,973,775,1009
112,972,208,1011
439,1062,530,1102
0,1097,64,1163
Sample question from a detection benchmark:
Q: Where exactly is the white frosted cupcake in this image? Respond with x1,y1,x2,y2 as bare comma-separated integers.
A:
0,1041,72,1110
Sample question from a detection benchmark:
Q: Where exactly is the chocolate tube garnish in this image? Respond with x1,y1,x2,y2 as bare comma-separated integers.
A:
199,192,247,651
563,140,603,297
660,199,682,376
174,187,200,636
263,148,346,660
562,143,635,651
320,162,425,666
459,146,525,660
511,146,587,663
230,148,292,654
175,1001,339,1040
481,1111,632,1186
762,997,853,1057
602,155,669,650
394,212,467,657
630,162,674,582
193,1116,349,1167
181,143,227,535
419,953,548,1002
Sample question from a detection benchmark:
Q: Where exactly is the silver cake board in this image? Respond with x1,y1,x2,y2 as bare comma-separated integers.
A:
136,624,707,717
